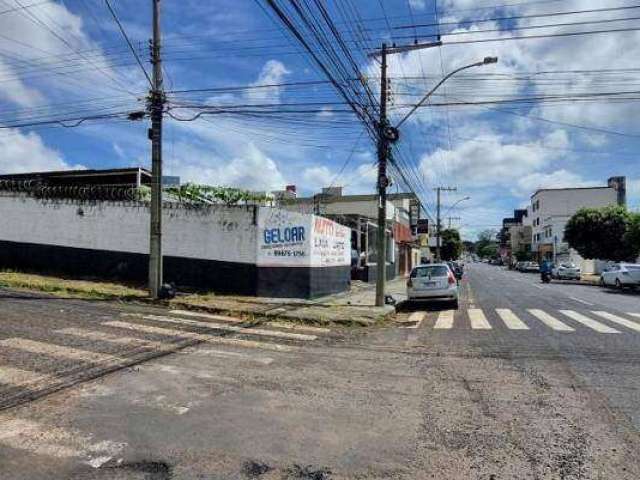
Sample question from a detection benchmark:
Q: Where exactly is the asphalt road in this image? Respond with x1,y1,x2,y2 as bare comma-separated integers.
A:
1,267,640,479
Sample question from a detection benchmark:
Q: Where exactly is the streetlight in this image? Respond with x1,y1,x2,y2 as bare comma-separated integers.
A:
395,56,498,129
443,196,471,218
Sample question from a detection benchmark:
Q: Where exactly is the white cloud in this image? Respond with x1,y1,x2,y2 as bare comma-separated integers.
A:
172,142,287,192
303,165,333,188
418,130,569,189
409,0,427,10
246,60,291,104
513,169,598,198
0,129,82,173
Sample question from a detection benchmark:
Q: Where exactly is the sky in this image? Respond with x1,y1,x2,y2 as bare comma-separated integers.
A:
0,0,639,240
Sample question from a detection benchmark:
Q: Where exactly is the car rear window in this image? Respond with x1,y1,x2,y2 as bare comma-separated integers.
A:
625,265,640,271
412,266,449,278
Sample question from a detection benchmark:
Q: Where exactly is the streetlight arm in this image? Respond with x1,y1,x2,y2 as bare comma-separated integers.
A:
395,57,497,129
443,196,471,219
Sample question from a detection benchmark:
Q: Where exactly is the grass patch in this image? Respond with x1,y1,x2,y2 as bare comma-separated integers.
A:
0,270,147,300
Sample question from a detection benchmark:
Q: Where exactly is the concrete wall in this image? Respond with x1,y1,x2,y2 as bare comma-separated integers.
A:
0,193,257,263
0,194,350,298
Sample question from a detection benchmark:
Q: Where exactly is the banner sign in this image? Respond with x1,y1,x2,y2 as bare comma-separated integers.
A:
257,208,349,267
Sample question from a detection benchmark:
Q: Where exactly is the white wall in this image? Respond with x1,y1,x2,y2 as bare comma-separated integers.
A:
0,195,350,268
0,194,256,264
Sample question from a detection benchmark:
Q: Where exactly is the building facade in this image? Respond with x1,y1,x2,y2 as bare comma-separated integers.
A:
530,177,626,263
278,187,421,281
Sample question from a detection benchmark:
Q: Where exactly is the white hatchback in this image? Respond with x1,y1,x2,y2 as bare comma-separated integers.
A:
407,263,459,308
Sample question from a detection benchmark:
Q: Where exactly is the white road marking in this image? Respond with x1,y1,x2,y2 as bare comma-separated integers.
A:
591,311,640,332
628,313,640,319
103,321,295,352
56,328,167,350
181,347,274,365
559,310,620,334
267,321,330,334
569,296,595,306
0,338,117,363
532,284,544,290
0,366,54,387
434,310,454,329
404,311,426,329
495,309,529,330
168,309,245,323
468,309,492,329
527,309,575,332
0,417,126,466
125,314,317,341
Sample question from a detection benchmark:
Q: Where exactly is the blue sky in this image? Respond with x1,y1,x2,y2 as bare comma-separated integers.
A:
1,0,639,239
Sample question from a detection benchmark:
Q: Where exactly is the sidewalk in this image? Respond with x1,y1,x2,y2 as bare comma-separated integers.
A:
0,271,402,327
172,277,406,326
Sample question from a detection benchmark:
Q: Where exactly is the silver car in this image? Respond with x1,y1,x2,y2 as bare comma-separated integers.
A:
407,263,459,308
552,263,581,280
600,263,640,289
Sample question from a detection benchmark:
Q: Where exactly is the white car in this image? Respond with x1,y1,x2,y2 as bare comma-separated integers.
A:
552,263,581,280
600,263,640,289
407,263,459,308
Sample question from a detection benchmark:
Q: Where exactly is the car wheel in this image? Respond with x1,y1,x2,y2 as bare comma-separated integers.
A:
615,278,623,290
452,298,459,309
600,277,606,287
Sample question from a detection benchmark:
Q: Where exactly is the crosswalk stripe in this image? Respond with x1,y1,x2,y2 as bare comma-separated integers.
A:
408,311,426,322
0,366,53,388
266,321,330,334
127,313,317,341
591,311,640,332
0,338,117,363
628,313,640,319
559,310,620,333
55,328,168,350
168,309,245,324
103,320,296,352
468,308,492,329
434,310,454,329
527,309,575,332
495,309,529,330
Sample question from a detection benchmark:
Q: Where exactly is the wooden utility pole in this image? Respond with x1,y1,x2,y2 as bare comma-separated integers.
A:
148,0,164,298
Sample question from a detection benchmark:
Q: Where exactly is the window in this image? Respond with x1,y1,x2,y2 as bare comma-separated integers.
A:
411,265,449,278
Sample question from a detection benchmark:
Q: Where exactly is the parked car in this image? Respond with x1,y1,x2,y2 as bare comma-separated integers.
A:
447,261,463,280
600,263,640,289
525,262,540,273
552,263,581,280
514,261,526,271
407,263,459,308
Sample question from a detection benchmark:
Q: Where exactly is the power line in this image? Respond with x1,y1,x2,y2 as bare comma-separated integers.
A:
104,0,153,88
393,4,640,31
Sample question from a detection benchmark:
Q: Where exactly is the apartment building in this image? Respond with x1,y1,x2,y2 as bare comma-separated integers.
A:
530,176,626,262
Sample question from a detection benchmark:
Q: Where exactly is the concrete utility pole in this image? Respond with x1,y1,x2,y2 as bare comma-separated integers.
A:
435,186,457,261
375,43,389,308
148,0,164,299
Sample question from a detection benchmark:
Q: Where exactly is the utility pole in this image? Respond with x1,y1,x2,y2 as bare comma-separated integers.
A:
148,0,164,299
435,186,457,261
375,43,389,307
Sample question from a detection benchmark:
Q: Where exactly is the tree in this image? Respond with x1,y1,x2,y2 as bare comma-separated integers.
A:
475,229,498,258
625,212,640,258
440,228,462,261
564,206,635,261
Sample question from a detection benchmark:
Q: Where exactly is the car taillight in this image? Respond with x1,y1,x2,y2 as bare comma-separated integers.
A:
407,278,413,287
448,273,456,285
